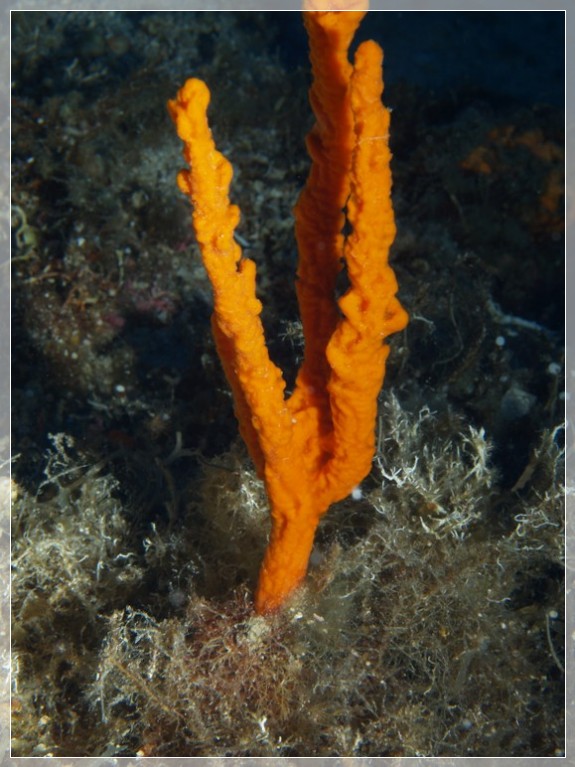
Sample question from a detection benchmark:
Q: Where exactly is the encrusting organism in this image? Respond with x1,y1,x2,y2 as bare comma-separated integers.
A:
168,9,407,614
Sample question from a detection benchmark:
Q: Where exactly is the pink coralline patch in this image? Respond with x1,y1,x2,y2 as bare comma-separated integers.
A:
102,312,127,330
122,281,179,324
174,234,196,253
